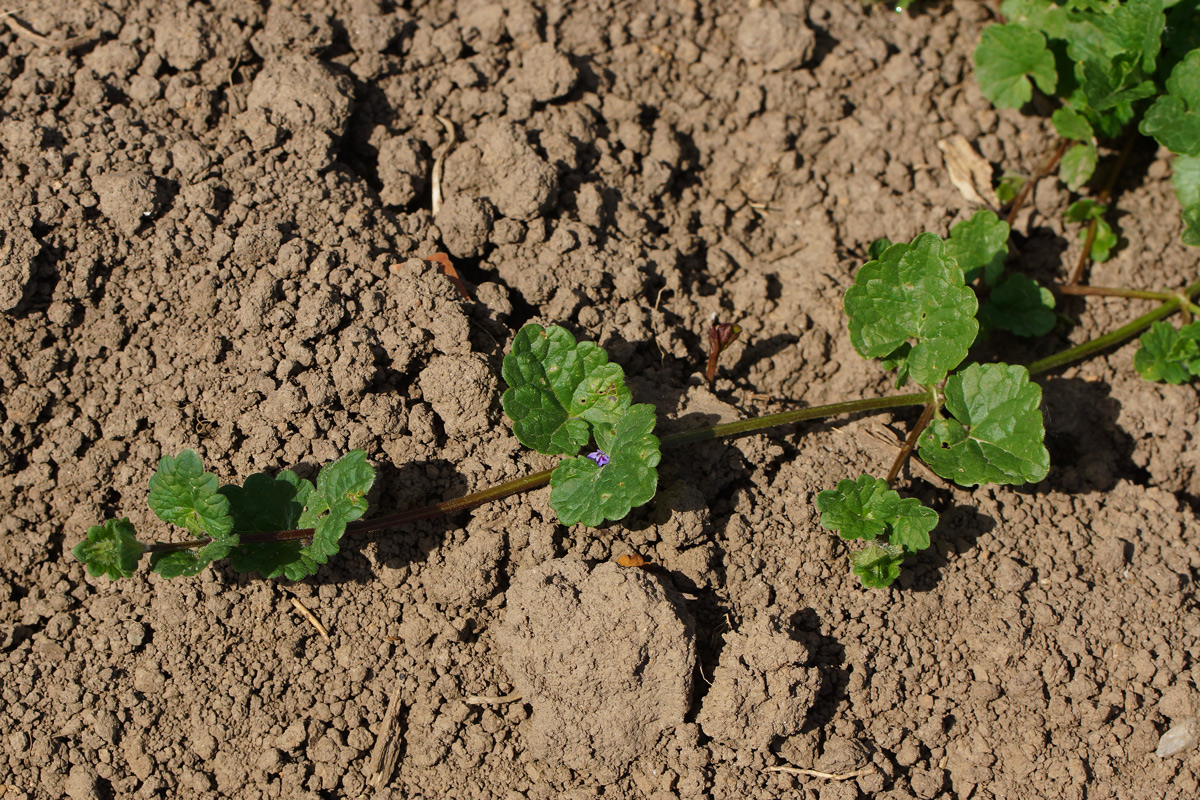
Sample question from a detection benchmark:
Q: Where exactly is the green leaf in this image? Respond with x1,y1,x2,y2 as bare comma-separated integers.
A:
1095,0,1165,73
1134,321,1200,383
1175,154,1200,209
815,474,938,552
1065,198,1105,223
1051,106,1095,140
996,172,1027,205
149,535,238,579
889,498,940,552
1089,217,1117,261
867,237,893,261
945,209,1010,286
1077,56,1157,112
1000,0,1070,35
73,518,145,580
850,543,905,589
549,404,661,527
980,273,1057,337
1163,0,1200,67
147,450,234,538
880,343,912,389
919,362,1050,486
844,233,979,386
1140,49,1200,155
1183,204,1200,247
286,450,375,580
222,471,314,578
815,475,893,542
1059,142,1098,191
975,23,1057,108
501,324,633,455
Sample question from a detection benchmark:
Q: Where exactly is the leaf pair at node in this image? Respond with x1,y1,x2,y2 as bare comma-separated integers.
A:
1135,320,1200,383
501,324,661,527
845,227,1051,489
946,210,1057,337
846,219,1056,391
816,475,939,588
74,450,375,581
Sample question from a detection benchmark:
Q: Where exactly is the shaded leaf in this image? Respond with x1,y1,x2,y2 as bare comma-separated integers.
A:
850,543,905,589
981,273,1057,337
945,209,1010,286
222,471,314,578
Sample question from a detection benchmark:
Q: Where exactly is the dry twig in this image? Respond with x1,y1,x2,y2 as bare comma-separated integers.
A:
765,765,872,781
463,691,522,705
1,10,99,51
430,115,456,216
289,597,330,641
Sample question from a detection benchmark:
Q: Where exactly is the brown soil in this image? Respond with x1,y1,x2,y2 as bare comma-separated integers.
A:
2,1,1198,798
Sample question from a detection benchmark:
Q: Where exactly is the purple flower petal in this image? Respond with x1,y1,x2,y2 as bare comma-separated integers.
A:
587,450,610,467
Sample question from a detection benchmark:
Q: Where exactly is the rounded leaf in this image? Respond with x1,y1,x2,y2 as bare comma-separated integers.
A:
845,233,979,386
502,324,632,455
549,404,660,527
918,362,1050,486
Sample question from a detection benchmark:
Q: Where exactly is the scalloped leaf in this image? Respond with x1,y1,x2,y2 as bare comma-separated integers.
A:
549,404,661,527
816,474,938,553
73,518,145,580
1134,321,1200,384
1141,48,1200,156
918,363,1050,486
945,209,1010,286
1051,106,1094,141
844,233,979,386
147,450,233,538
501,324,633,455
980,273,1057,337
850,543,905,589
222,470,314,578
1173,154,1200,247
287,450,375,580
974,23,1057,108
1060,141,1098,191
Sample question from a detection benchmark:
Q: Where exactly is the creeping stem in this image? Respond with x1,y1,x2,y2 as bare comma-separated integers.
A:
1028,277,1200,377
147,277,1200,553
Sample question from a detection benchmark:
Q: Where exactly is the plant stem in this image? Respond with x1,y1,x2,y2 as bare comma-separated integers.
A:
658,392,930,449
1067,130,1138,286
885,402,938,486
148,279,1200,555
1006,138,1069,227
1049,284,1176,301
1028,277,1200,376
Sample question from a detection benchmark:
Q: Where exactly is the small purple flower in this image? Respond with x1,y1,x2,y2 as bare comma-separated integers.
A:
587,450,610,467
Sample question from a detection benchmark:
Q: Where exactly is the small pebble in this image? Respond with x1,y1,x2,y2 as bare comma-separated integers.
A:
1156,717,1199,757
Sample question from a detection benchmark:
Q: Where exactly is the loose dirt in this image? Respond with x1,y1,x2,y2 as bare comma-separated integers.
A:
2,1,1198,799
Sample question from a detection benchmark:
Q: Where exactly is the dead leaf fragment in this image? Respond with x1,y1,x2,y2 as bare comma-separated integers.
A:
937,135,998,207
423,252,472,300
617,553,650,568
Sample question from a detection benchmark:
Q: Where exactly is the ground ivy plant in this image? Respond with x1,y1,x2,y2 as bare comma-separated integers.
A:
973,0,1200,254
75,226,1200,588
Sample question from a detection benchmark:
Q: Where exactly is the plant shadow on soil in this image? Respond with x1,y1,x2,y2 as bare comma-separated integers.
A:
298,458,468,587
